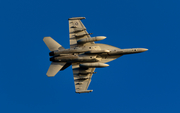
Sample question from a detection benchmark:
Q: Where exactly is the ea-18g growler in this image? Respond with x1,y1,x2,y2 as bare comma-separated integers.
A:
43,17,148,93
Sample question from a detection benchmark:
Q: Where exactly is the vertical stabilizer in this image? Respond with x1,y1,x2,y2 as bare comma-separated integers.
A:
43,37,64,51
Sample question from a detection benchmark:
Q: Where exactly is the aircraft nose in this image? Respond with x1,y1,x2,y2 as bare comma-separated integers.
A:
140,48,148,52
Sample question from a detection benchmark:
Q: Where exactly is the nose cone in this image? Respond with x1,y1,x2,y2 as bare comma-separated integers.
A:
139,48,148,52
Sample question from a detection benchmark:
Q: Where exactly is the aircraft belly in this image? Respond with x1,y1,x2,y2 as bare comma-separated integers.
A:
57,59,99,62
99,55,122,63
84,43,121,50
78,43,122,63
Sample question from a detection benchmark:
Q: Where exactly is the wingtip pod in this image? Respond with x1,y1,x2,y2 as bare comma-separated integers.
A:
68,17,86,20
76,90,93,93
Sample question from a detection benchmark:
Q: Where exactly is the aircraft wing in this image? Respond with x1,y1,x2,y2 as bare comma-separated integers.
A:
72,63,95,93
69,17,94,48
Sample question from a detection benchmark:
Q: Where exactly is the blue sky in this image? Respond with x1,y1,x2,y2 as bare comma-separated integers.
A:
0,0,180,113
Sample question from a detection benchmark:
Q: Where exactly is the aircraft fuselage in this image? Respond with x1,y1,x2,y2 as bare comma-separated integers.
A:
50,47,148,63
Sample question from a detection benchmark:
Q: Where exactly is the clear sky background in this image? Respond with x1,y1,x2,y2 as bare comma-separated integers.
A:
0,0,180,113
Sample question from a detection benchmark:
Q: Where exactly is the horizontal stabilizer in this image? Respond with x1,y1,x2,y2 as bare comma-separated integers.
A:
60,63,71,71
43,37,64,51
46,62,66,77
76,90,93,93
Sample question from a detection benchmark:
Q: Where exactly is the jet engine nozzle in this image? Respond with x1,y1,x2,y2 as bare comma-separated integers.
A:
49,51,55,56
50,57,55,61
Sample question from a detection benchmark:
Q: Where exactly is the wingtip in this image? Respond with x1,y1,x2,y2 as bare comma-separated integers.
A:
76,90,93,93
68,17,86,20
46,74,55,77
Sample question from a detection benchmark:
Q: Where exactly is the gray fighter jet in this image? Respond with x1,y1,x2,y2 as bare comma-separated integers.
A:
43,17,148,93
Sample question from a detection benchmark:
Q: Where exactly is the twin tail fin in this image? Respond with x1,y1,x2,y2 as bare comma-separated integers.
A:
43,37,65,51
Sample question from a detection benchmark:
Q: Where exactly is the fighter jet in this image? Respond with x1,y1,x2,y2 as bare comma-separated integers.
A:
43,17,148,93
